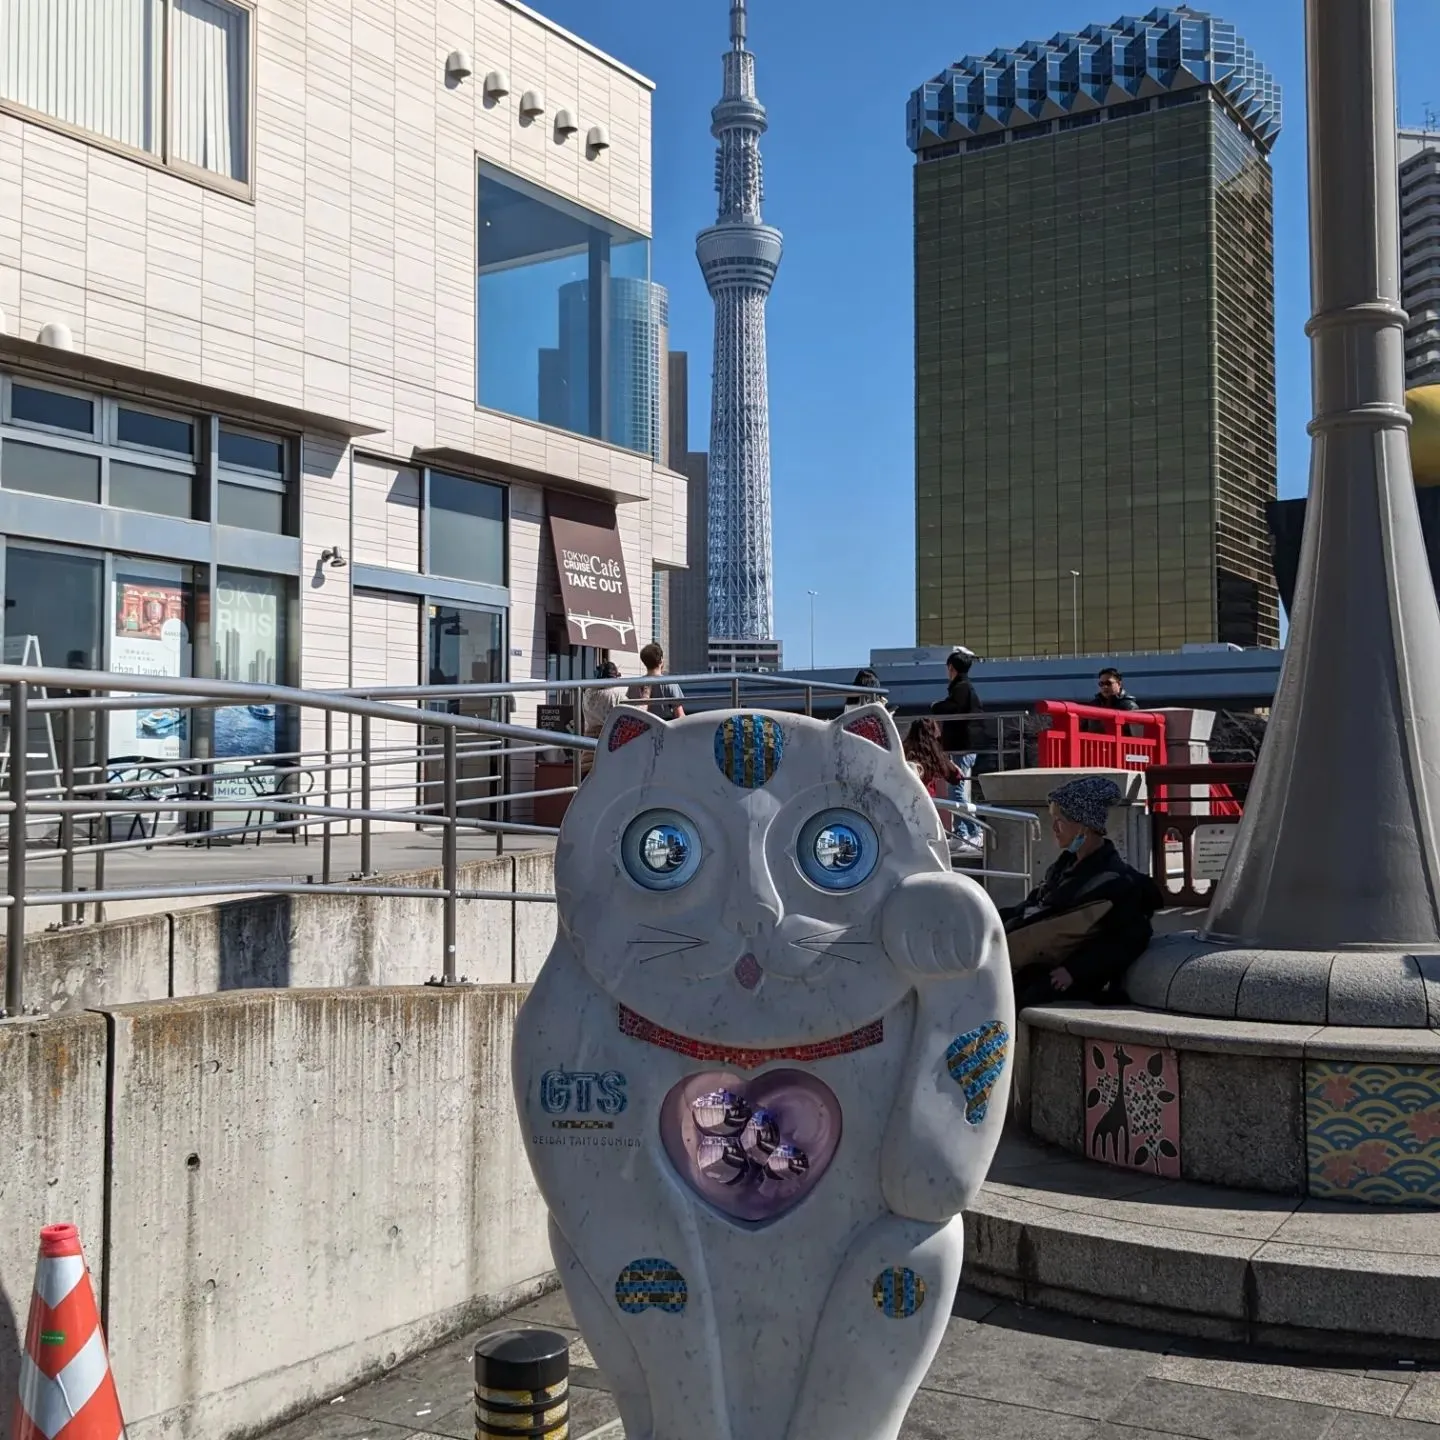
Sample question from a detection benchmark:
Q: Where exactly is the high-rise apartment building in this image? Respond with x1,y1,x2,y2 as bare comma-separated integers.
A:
1400,128,1440,388
908,7,1282,657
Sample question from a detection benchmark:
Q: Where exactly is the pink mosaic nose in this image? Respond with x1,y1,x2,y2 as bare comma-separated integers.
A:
734,954,763,990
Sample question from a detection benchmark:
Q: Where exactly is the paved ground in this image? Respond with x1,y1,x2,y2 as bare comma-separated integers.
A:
263,1284,1440,1440
5,827,553,930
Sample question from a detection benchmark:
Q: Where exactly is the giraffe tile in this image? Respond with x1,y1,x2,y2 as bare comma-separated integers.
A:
1307,1061,1440,1205
1083,1039,1180,1177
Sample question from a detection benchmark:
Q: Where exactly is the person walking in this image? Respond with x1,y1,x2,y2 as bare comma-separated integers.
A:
930,648,985,847
1092,668,1139,711
579,660,623,778
903,717,963,841
627,643,687,720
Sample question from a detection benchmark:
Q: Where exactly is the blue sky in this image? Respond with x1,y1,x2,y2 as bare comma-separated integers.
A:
534,0,1440,668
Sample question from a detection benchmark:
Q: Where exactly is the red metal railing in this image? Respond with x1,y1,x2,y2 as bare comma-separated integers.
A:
1146,762,1255,905
1034,701,1168,773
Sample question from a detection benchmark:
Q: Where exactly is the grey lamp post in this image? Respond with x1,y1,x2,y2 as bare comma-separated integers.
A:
1206,0,1440,951
1069,570,1080,656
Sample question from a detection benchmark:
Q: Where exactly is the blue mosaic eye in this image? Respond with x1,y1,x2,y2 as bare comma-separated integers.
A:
797,810,879,892
621,810,703,891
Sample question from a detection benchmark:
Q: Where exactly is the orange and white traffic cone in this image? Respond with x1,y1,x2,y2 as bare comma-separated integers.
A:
12,1224,126,1440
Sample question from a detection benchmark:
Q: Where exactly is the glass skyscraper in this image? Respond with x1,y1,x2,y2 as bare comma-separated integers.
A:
540,277,670,463
908,7,1282,657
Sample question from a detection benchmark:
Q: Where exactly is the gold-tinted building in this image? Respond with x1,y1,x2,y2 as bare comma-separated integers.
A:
908,10,1282,657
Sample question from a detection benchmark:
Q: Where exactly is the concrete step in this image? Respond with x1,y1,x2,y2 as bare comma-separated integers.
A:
965,1130,1440,1360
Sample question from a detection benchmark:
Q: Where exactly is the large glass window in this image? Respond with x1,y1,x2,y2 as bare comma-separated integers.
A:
0,376,294,531
0,0,250,184
4,545,105,778
426,603,508,815
214,569,288,763
477,164,658,457
427,470,505,586
109,558,195,760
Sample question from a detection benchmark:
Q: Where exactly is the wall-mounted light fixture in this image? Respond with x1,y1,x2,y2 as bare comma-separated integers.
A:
587,124,611,153
320,547,348,570
483,69,510,100
520,89,546,118
445,49,473,81
37,322,74,350
554,108,579,137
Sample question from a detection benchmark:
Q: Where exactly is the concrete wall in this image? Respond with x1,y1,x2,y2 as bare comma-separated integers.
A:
0,987,553,1440
7,849,557,1015
0,1012,110,1438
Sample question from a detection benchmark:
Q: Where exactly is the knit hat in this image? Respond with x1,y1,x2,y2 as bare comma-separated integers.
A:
1048,776,1122,833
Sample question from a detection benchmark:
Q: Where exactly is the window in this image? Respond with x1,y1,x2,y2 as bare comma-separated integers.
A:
109,460,192,518
477,164,660,458
214,569,291,764
0,375,292,530
0,0,250,185
10,384,95,436
427,471,505,586
217,426,288,533
3,442,101,503
117,407,193,457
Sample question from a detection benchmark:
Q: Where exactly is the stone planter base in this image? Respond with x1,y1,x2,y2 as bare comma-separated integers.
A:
1018,1003,1440,1205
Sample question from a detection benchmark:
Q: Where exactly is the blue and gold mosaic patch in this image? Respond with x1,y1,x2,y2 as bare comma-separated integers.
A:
714,715,785,790
615,1257,688,1315
872,1267,927,1318
947,1021,1010,1125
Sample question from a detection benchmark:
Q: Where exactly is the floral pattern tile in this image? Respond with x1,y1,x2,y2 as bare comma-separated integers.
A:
1307,1062,1440,1205
1083,1040,1180,1177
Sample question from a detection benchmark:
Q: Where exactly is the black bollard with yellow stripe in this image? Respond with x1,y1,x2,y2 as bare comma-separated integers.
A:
474,1329,570,1439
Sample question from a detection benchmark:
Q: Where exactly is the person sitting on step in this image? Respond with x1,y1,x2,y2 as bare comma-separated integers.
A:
1002,776,1163,1011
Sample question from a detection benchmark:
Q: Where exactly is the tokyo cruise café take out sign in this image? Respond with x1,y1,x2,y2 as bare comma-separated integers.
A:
548,495,639,652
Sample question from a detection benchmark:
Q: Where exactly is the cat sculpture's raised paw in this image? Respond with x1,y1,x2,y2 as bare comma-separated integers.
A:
513,703,1014,1440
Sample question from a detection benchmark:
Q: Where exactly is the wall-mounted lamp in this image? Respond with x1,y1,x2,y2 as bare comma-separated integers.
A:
445,49,473,82
586,124,610,153
483,69,511,100
554,108,579,137
520,89,546,118
320,547,348,570
37,321,74,350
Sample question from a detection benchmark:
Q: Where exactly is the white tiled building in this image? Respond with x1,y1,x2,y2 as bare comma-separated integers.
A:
0,0,684,807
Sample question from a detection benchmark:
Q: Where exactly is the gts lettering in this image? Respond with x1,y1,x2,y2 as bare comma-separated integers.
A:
541,1068,628,1116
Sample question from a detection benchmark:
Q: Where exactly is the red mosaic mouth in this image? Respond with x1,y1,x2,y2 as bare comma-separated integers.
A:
617,1005,884,1070
734,954,763,990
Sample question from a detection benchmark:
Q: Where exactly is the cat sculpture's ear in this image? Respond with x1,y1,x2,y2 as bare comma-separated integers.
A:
598,705,666,758
834,701,901,754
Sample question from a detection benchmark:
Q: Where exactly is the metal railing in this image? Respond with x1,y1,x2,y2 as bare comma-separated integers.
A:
0,665,1042,1017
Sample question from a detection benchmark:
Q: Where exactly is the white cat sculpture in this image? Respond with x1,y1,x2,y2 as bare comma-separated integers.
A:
512,703,1014,1440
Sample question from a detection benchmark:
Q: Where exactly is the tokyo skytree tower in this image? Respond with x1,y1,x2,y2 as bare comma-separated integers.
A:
697,0,782,657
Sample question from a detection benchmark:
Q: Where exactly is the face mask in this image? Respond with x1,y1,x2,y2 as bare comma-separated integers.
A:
1066,833,1087,855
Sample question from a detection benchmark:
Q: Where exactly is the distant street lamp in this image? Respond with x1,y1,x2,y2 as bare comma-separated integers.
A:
807,590,818,669
1069,570,1080,656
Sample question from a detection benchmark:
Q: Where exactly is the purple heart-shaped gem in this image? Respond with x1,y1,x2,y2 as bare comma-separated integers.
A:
659,1069,842,1223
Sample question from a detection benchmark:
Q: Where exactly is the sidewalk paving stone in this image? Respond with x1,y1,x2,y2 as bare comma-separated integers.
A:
262,1286,1440,1440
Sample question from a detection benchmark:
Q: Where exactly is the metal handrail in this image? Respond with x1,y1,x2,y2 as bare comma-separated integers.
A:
0,666,1041,1018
